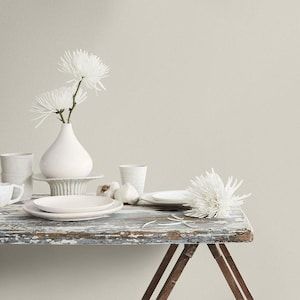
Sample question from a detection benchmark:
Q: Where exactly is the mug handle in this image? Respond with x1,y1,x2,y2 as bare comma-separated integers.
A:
8,184,24,204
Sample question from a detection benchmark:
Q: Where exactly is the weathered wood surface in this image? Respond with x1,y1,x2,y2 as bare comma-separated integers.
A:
0,200,253,245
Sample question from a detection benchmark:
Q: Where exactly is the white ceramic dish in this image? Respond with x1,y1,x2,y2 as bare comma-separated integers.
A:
33,173,104,196
23,200,123,221
33,173,104,181
119,164,147,195
33,195,114,213
140,192,191,206
152,190,193,202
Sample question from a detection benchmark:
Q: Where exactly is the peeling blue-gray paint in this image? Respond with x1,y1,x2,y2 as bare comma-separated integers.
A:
0,202,253,245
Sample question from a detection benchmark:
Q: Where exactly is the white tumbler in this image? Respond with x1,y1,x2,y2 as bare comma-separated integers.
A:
119,164,147,195
0,153,33,202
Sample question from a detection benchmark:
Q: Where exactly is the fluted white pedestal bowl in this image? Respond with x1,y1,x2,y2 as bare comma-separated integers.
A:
33,174,104,196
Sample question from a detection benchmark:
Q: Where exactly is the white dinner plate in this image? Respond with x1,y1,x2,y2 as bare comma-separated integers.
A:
33,195,114,213
24,200,123,221
140,192,191,206
151,190,193,203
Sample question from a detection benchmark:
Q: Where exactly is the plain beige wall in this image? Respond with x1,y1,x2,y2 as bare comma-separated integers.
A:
0,0,299,299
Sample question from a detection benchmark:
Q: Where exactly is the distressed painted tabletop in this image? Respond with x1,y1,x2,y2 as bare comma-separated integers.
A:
0,198,253,245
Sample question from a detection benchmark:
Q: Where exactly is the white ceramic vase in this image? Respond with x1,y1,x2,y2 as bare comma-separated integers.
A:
40,124,93,178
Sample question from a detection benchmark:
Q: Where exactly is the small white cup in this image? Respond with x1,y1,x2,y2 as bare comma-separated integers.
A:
0,153,33,201
0,182,24,207
119,164,147,195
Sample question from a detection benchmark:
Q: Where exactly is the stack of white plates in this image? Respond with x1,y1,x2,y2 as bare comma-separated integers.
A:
140,190,193,207
23,195,123,221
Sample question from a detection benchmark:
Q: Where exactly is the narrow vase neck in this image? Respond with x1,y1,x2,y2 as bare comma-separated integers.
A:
58,123,76,140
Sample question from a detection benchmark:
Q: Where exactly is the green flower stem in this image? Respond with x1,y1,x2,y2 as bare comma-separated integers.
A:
59,110,66,123
56,110,66,123
67,78,83,123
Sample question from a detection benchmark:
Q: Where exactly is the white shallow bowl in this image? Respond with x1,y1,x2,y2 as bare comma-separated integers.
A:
33,195,114,213
152,190,193,203
140,192,191,206
24,200,123,221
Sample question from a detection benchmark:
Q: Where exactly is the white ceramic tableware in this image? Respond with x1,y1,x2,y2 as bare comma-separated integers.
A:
33,173,104,196
1,153,33,201
114,183,139,204
40,124,93,178
97,182,120,198
140,192,191,206
0,182,24,207
23,199,123,221
33,195,114,213
119,164,147,195
152,190,194,202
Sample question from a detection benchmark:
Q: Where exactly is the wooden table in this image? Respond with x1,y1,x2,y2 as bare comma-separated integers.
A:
0,201,253,299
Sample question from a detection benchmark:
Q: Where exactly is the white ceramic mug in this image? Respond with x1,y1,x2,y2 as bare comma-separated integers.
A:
0,153,33,201
119,164,147,195
0,183,24,207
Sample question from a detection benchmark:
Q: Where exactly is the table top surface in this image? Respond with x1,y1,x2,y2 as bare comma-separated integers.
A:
0,197,253,245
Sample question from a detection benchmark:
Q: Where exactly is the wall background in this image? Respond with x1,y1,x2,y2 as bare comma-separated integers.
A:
0,0,299,299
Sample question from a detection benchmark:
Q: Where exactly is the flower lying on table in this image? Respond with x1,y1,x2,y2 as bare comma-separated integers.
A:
185,169,251,218
142,214,199,229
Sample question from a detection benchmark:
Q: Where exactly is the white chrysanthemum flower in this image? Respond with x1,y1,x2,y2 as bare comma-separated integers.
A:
31,86,87,127
185,169,251,218
58,49,109,91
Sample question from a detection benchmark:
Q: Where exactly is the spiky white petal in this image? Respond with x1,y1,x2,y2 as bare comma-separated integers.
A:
58,49,109,91
31,86,87,127
185,169,251,218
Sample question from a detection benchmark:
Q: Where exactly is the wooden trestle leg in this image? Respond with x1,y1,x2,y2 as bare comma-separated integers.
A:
143,243,252,300
157,244,199,300
142,244,178,300
219,244,253,300
208,244,247,300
